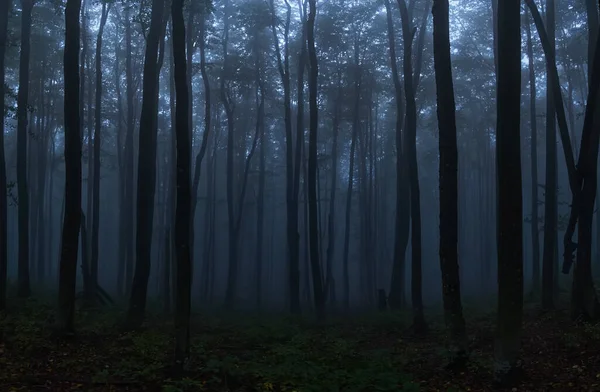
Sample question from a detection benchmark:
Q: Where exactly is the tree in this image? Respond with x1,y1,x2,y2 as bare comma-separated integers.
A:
525,11,540,294
306,0,325,319
0,0,9,311
494,0,523,384
541,0,557,311
127,0,166,329
17,0,34,298
384,0,409,310
432,0,467,367
171,0,192,369
91,1,112,301
397,0,426,333
58,0,83,332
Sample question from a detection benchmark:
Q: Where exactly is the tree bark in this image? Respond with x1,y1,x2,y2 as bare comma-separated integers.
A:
91,2,111,301
17,0,33,298
397,0,427,333
0,0,9,310
432,0,468,367
494,0,523,384
172,0,192,369
58,0,83,333
525,12,540,294
307,0,325,320
384,0,409,310
127,0,166,329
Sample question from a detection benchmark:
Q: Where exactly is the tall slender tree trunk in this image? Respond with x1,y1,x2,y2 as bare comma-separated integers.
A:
541,0,557,311
432,0,468,367
0,0,9,310
255,61,266,310
126,0,166,329
526,12,540,294
494,0,523,383
398,0,426,333
17,0,33,298
384,0,409,310
306,0,325,320
91,3,111,300
172,0,192,369
58,0,83,333
124,6,135,296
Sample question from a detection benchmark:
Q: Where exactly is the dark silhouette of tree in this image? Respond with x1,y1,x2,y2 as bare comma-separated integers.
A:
494,0,523,384
384,0,409,310
16,0,34,298
127,0,166,329
0,0,9,311
432,0,467,368
58,0,83,333
171,0,192,369
307,0,325,319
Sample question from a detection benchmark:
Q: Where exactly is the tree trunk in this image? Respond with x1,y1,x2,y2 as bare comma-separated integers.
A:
172,0,192,369
0,0,9,310
432,0,468,367
525,12,540,294
255,60,266,310
541,0,557,311
397,0,427,333
124,6,135,296
494,0,523,384
384,0,409,310
570,23,600,321
91,3,111,301
17,0,33,298
307,0,325,320
126,0,166,329
58,0,83,333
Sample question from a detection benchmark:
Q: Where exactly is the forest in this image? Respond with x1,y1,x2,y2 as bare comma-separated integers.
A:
1,0,600,390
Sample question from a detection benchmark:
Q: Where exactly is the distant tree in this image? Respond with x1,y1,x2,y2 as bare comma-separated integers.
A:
58,0,83,333
494,0,523,384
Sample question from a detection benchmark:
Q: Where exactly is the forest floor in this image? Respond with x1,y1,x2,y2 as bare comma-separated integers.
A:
1,296,600,392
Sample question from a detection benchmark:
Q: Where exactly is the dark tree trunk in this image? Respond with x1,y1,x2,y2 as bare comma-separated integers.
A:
255,60,266,310
397,0,426,333
270,0,300,314
127,0,166,329
342,96,358,310
384,0,409,310
0,0,9,310
58,0,83,332
172,0,192,369
494,0,523,384
570,22,600,321
541,0,557,311
123,6,135,296
91,3,111,301
307,0,325,320
325,72,341,306
525,12,540,294
17,0,33,298
432,0,467,367
190,3,212,253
